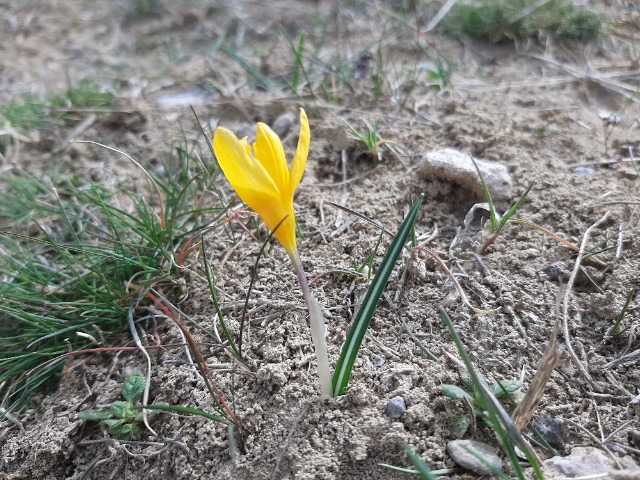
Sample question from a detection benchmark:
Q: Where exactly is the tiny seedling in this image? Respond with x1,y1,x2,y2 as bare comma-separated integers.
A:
609,290,635,337
354,230,385,281
79,373,154,438
79,373,225,439
441,375,522,437
343,118,387,162
469,153,533,254
421,59,450,91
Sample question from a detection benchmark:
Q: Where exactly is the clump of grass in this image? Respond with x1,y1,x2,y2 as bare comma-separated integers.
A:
0,135,227,416
0,80,114,154
343,118,388,162
441,0,601,42
439,307,544,479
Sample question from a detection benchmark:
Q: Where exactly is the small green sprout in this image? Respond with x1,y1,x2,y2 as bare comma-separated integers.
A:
343,119,387,161
469,154,533,254
609,290,635,337
441,376,522,438
354,230,384,281
79,373,225,439
79,373,154,439
421,60,450,91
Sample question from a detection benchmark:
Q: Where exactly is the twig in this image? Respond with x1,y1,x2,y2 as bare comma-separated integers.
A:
599,348,640,370
272,404,311,480
562,212,611,391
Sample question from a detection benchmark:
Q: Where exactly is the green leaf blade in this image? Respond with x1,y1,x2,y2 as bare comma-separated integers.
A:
332,197,423,396
440,384,473,401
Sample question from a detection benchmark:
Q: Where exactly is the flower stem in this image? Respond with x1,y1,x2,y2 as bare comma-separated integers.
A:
290,252,333,399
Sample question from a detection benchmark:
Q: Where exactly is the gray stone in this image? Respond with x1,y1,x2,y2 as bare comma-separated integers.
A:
384,396,406,419
446,439,503,475
543,446,640,480
419,148,513,202
271,112,295,138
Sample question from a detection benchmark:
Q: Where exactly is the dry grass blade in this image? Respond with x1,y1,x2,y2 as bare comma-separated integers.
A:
512,219,607,268
511,301,561,432
325,201,394,237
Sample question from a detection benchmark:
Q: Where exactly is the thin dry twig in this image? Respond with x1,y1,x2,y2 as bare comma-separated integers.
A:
562,212,612,391
414,246,497,314
272,404,311,480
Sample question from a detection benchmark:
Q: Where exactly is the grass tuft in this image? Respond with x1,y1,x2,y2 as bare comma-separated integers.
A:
0,135,227,416
442,0,601,42
439,306,544,479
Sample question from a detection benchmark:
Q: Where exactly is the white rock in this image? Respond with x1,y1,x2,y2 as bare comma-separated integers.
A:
420,148,513,202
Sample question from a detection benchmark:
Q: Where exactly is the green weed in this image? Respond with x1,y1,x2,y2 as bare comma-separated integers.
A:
469,154,533,254
343,119,387,161
79,373,225,439
439,307,544,479
442,0,601,42
441,376,522,438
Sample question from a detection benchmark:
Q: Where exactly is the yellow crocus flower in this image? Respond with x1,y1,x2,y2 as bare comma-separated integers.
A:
213,108,332,398
213,108,310,257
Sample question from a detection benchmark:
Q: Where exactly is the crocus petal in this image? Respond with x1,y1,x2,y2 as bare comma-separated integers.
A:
214,127,279,199
289,108,310,194
257,198,298,254
253,122,289,193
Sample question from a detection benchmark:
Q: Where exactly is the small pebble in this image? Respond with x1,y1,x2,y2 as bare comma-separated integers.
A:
384,396,406,419
447,439,503,475
372,356,386,367
533,416,566,450
543,446,640,479
271,112,295,137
